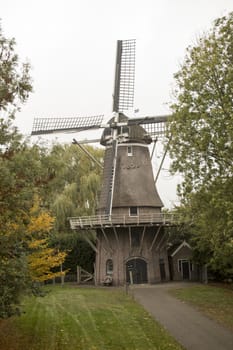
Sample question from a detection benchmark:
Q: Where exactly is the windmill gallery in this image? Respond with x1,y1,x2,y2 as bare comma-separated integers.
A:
32,40,199,285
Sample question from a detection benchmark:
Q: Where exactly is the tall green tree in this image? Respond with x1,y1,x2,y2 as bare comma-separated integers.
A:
0,141,59,317
168,12,233,277
0,23,33,317
0,22,102,316
41,143,103,273
37,143,103,230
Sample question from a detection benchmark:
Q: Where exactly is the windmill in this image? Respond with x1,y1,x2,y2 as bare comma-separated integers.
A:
32,40,174,285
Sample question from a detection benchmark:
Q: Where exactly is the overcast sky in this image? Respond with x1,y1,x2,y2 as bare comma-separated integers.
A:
1,0,233,207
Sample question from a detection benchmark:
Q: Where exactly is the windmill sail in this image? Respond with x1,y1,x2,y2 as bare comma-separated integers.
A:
31,115,104,135
113,39,136,113
128,115,169,139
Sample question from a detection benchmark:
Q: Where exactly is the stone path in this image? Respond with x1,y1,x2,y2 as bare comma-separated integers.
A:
132,283,233,350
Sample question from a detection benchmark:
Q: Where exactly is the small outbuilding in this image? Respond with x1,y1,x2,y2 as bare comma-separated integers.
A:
169,241,199,281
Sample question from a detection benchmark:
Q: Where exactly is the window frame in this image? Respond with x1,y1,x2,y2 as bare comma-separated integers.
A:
106,259,113,276
127,146,133,156
178,259,191,273
129,206,138,217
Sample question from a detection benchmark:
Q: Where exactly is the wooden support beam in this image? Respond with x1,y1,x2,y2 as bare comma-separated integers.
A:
149,225,162,251
113,227,120,247
156,231,168,251
129,227,132,252
101,228,113,253
139,226,146,254
150,138,157,160
83,236,98,253
73,138,103,169
154,138,171,184
96,236,107,254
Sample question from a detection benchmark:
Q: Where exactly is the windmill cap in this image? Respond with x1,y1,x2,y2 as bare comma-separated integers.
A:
100,114,152,146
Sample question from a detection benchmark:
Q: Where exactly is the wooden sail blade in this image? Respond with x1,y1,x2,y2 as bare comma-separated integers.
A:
127,115,170,138
113,39,136,113
31,115,104,135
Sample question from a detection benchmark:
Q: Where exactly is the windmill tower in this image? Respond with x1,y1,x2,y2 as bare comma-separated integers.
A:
32,40,174,285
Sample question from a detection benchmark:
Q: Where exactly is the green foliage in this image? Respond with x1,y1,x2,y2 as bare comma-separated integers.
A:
63,239,95,274
0,24,34,318
0,23,32,116
168,12,233,278
41,143,103,232
0,22,102,318
0,251,28,318
169,12,233,192
40,143,103,272
0,141,60,317
0,132,102,317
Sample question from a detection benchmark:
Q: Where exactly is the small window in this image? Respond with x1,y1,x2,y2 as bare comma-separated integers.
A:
129,207,138,216
106,259,113,275
127,146,133,156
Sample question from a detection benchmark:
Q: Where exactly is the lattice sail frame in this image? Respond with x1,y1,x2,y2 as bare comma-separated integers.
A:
31,115,168,141
113,39,136,113
128,115,168,140
31,115,104,135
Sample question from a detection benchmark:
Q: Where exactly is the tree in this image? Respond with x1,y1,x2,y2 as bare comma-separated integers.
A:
0,23,102,316
168,12,233,278
0,23,32,115
0,23,34,317
26,198,67,283
40,143,103,273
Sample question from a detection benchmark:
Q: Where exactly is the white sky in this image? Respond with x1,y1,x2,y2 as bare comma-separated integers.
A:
1,0,233,207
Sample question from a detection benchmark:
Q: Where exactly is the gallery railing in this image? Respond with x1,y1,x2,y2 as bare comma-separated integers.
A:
69,212,178,230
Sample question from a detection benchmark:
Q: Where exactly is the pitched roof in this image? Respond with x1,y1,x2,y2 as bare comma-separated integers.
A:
170,241,192,257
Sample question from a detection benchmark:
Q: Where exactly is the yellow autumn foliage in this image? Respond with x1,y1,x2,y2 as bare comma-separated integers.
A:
28,239,67,282
27,212,54,234
27,196,67,282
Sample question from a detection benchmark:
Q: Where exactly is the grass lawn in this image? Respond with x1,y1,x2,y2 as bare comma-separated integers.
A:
169,284,233,331
0,285,183,350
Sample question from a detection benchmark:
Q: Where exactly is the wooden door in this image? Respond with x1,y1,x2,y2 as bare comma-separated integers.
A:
126,258,148,284
182,260,190,280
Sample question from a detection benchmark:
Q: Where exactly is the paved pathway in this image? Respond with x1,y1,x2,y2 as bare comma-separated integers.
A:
132,283,233,350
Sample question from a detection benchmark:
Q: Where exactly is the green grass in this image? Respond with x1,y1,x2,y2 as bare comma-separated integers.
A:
0,285,183,350
169,284,233,330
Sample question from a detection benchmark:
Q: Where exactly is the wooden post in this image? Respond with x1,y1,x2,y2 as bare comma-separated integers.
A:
129,270,133,285
77,266,81,284
203,264,208,284
94,263,97,286
60,263,64,286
